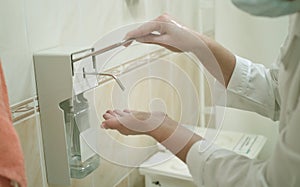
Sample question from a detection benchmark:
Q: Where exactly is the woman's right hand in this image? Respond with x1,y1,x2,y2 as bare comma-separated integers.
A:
125,13,203,53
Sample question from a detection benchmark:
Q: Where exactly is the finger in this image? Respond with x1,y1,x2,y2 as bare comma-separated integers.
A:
101,118,120,130
113,109,127,117
123,109,142,114
103,112,115,120
123,109,131,113
106,110,117,117
136,34,182,52
101,120,112,129
125,21,162,40
101,122,108,129
123,40,134,47
135,33,163,43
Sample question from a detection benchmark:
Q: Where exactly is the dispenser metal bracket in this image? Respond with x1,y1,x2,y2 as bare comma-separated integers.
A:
70,39,133,91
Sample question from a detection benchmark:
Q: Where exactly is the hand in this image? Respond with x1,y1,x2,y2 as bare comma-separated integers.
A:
125,13,202,53
125,13,236,87
102,109,178,141
101,109,203,162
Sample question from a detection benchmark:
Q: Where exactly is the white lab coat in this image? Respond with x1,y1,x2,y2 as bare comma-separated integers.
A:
186,13,300,187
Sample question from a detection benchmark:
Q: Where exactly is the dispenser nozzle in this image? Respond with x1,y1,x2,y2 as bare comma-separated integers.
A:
83,68,125,91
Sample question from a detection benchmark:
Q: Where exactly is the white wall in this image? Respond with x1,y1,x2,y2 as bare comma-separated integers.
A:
215,0,289,159
0,0,206,106
0,0,134,105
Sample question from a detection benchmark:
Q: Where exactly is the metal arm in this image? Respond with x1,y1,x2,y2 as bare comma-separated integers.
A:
83,68,125,91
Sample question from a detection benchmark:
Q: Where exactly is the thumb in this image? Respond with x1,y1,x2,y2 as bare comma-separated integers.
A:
101,118,119,130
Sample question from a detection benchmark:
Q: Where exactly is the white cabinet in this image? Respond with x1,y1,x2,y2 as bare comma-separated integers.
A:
140,151,197,187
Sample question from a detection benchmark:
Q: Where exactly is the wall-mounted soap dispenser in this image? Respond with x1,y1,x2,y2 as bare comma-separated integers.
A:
33,45,126,185
59,93,100,179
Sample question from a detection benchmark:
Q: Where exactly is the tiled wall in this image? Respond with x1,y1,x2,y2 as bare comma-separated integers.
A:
15,117,44,187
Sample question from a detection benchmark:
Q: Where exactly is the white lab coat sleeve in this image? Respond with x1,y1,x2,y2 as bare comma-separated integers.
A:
186,97,300,187
186,142,269,187
226,56,280,121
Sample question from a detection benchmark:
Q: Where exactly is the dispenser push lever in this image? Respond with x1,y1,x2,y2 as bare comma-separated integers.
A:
72,38,135,62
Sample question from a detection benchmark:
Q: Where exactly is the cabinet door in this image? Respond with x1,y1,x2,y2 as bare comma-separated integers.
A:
145,175,197,187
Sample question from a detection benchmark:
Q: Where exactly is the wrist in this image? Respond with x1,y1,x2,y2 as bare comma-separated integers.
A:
147,117,177,143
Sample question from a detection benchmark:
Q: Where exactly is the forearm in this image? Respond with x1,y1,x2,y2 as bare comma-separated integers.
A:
191,33,236,87
148,118,202,162
174,131,203,163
